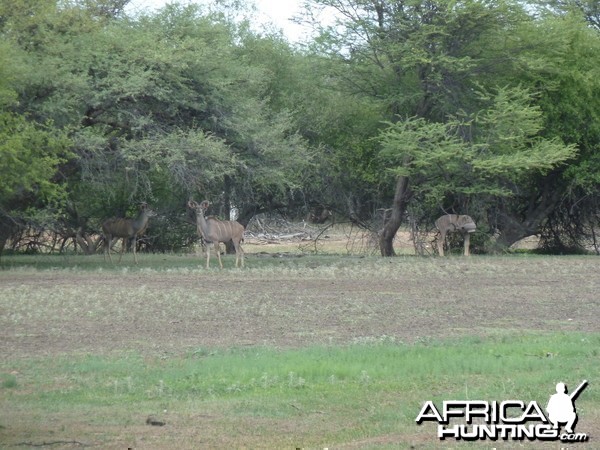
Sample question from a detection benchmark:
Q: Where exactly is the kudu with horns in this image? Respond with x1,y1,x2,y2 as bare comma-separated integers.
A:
435,214,476,256
102,202,156,264
188,200,245,268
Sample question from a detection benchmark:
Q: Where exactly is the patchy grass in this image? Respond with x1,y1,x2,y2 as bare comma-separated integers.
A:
1,334,598,449
0,253,599,448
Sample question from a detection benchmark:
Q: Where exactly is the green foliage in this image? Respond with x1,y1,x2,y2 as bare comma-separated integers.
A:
518,14,600,193
0,41,21,107
471,86,577,177
123,130,236,194
0,0,318,250
1,0,599,251
0,19,73,211
0,113,71,200
378,86,577,207
302,0,600,249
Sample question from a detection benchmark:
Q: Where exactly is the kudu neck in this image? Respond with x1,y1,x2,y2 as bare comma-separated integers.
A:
134,209,151,229
196,209,210,231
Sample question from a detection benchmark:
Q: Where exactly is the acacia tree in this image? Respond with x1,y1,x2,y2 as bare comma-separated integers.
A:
303,0,600,253
4,0,598,255
3,0,314,251
0,32,72,255
302,0,530,254
513,12,600,251
378,86,577,249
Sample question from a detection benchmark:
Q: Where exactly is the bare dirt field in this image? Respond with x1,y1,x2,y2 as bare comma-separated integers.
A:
1,255,598,359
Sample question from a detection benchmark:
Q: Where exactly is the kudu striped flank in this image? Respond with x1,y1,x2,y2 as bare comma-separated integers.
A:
102,202,156,264
188,200,244,269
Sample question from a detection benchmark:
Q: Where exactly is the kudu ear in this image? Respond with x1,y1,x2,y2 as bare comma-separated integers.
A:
187,200,197,208
200,200,210,209
140,202,148,210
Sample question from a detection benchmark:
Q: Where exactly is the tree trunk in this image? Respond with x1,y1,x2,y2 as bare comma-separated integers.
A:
0,234,6,263
220,174,237,255
493,216,533,249
379,175,411,256
492,187,561,250
76,229,102,255
0,215,19,263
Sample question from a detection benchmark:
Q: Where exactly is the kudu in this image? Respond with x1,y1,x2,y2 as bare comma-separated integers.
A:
435,214,477,256
188,200,244,269
102,202,156,264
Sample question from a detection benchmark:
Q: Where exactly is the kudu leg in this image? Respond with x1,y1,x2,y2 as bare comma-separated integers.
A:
205,243,224,269
235,250,244,268
117,238,126,263
105,236,114,263
234,240,244,268
205,243,212,269
215,243,224,269
132,236,138,265
463,233,471,256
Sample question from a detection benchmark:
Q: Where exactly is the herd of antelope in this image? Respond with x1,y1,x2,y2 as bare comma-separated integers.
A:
102,201,476,267
102,200,244,268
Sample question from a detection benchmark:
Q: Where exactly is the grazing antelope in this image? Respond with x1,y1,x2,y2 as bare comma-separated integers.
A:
102,202,156,264
435,214,476,256
188,200,244,269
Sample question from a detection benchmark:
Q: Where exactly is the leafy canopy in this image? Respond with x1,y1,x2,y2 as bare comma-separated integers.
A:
378,86,577,204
